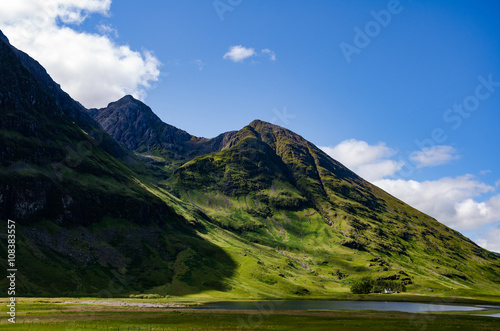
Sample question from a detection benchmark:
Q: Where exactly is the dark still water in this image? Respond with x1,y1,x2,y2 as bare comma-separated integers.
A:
194,300,494,314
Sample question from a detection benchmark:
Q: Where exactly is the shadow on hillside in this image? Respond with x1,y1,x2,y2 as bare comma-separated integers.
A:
0,214,237,297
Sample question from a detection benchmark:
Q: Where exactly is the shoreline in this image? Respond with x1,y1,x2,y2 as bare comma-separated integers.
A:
1,298,499,330
4,292,500,306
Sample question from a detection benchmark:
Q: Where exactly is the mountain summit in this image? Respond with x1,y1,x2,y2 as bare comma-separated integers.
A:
1,29,499,298
89,96,192,157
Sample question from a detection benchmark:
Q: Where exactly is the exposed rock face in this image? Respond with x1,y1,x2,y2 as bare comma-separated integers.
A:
89,96,191,156
89,95,237,160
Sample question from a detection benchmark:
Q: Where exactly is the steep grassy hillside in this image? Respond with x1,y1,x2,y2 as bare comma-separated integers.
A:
164,120,500,298
0,30,236,297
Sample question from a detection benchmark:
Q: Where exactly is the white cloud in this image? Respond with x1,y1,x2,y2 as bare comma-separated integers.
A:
223,45,256,62
262,48,276,61
374,176,500,230
97,23,118,38
476,226,500,253
323,138,500,231
0,0,160,108
410,145,460,168
321,139,403,181
223,45,277,63
193,59,204,71
0,0,112,26
355,160,404,182
321,139,395,168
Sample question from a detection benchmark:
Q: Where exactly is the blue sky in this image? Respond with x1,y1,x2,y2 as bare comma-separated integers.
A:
1,0,500,250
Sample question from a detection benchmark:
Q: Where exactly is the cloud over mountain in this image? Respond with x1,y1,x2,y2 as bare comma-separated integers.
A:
323,140,500,236
321,139,403,182
0,0,160,108
410,145,460,168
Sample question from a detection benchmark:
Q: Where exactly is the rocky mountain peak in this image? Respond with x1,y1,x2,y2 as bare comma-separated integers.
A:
108,94,143,107
89,94,192,154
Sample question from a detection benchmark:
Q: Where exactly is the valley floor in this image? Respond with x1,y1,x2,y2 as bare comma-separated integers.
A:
1,297,499,330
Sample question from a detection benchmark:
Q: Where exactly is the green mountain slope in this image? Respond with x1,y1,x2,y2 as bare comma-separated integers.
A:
1,28,499,299
163,121,500,298
0,30,236,296
89,94,500,299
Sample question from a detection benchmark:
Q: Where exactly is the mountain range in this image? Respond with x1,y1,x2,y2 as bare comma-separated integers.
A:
1,29,499,298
